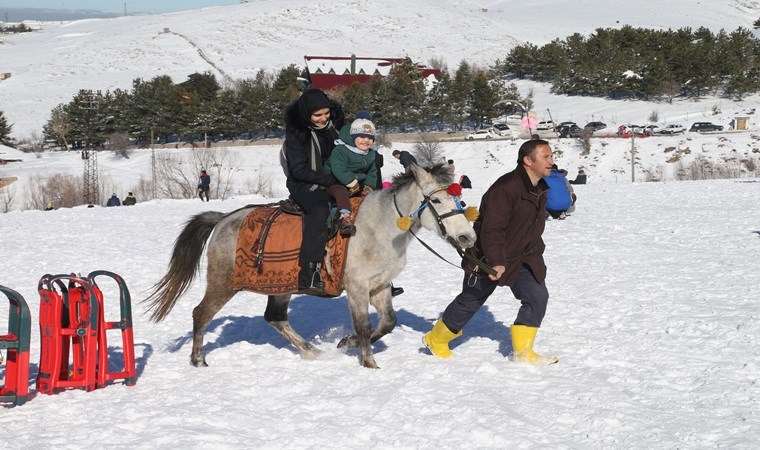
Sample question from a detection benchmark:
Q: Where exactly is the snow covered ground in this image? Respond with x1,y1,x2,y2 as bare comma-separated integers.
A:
2,165,759,447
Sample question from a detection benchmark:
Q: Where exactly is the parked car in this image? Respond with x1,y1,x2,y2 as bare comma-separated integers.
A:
584,121,607,131
465,129,495,140
690,122,724,132
492,123,513,137
559,124,586,138
555,121,577,132
643,125,661,135
536,120,555,131
659,124,685,134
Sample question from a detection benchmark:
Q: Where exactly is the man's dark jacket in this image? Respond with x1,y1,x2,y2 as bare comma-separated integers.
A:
471,164,548,286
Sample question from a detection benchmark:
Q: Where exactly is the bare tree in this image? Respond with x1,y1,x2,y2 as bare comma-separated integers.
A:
0,183,17,212
154,147,241,200
411,132,443,167
245,165,275,197
24,173,84,210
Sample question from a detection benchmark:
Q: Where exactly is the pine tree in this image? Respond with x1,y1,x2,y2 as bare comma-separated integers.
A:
339,81,372,119
422,72,454,131
367,74,390,128
449,61,473,130
385,58,426,131
469,70,500,126
0,110,13,146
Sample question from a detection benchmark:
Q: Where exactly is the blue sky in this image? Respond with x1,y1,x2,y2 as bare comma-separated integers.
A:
0,1,235,14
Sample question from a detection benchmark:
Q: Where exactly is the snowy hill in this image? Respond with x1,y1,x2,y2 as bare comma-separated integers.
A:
0,0,759,137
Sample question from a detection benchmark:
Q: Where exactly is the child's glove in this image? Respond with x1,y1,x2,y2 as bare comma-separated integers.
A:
347,179,360,195
362,185,374,195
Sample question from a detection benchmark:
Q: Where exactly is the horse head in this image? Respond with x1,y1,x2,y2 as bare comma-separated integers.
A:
392,163,477,250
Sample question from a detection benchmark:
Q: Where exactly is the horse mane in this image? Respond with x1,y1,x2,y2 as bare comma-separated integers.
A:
390,163,453,191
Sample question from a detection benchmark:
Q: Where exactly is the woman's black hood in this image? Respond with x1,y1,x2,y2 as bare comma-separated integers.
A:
284,89,345,142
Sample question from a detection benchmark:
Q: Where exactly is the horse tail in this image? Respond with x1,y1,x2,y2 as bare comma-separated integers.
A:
144,211,226,322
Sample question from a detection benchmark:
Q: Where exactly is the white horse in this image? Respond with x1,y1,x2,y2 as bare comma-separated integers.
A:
145,163,476,368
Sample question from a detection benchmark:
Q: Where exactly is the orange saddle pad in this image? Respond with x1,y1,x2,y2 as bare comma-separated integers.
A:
232,197,362,297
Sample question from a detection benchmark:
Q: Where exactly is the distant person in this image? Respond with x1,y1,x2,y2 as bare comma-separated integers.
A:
375,151,385,190
123,192,137,206
198,170,210,202
44,202,54,211
544,164,575,219
531,134,540,140
459,174,472,189
447,159,455,173
106,193,121,207
569,169,587,185
392,150,418,172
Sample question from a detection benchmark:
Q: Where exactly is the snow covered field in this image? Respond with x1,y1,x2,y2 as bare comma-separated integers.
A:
2,168,759,447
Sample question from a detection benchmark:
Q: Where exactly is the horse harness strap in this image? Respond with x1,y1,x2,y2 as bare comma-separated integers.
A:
393,189,496,278
252,208,284,273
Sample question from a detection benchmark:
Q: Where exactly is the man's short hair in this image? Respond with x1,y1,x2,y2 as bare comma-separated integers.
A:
392,150,401,156
517,139,550,165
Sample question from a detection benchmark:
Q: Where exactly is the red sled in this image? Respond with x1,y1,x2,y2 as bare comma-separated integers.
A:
36,274,100,394
0,285,31,406
88,270,136,388
36,271,137,395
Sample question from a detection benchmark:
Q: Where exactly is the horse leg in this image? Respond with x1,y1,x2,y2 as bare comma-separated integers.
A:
337,290,377,368
368,286,397,343
191,283,237,367
338,284,397,349
264,294,322,360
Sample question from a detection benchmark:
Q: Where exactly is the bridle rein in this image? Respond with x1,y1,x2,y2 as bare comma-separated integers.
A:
392,183,496,277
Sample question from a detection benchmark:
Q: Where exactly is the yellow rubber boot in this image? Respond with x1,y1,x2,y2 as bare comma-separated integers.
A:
423,319,462,358
510,324,558,365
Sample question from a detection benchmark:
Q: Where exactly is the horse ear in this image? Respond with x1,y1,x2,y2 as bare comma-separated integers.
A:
408,163,428,183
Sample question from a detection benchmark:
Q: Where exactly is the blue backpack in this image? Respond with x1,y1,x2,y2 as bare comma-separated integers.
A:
544,171,572,211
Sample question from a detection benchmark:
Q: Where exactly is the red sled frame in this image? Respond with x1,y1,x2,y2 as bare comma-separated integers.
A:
0,285,31,406
36,271,136,395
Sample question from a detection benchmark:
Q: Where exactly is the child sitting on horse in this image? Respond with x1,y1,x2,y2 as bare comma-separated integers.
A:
323,113,378,237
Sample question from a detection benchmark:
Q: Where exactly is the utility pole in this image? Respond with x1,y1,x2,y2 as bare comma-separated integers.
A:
630,132,636,182
151,128,157,199
124,3,127,17
81,90,101,206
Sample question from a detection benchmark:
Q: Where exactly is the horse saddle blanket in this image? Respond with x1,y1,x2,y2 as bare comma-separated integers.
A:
232,197,363,297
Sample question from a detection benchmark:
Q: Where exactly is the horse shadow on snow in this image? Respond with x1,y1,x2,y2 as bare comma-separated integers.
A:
167,293,514,360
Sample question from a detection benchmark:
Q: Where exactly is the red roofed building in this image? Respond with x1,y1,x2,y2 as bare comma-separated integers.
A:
304,55,440,91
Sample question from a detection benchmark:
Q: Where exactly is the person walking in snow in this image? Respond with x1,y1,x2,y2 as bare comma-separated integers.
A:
198,170,210,201
392,150,418,172
544,164,575,219
424,139,558,365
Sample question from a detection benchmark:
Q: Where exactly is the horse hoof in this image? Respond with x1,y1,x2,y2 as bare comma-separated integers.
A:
337,335,358,348
301,348,323,360
362,359,379,369
191,357,208,367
